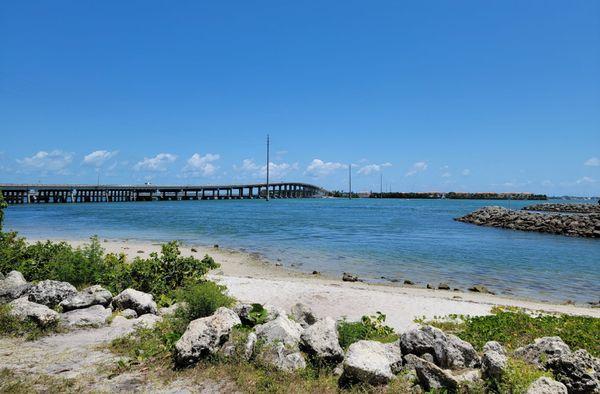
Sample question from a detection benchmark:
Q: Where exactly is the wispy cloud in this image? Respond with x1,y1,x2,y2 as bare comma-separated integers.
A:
304,159,346,177
357,162,392,175
17,150,73,174
576,176,596,184
405,161,427,176
182,153,220,177
234,158,298,179
461,169,471,176
133,153,177,172
584,157,599,167
83,150,118,167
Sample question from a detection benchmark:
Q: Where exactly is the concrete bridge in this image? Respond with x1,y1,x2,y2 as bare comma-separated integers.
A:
0,182,326,204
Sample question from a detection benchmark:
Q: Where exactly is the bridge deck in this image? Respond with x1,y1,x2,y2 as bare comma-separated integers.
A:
0,182,325,204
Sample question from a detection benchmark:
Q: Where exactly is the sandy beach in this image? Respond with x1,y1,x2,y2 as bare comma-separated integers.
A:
30,236,598,332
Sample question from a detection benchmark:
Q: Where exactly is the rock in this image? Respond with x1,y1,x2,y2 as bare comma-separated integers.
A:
290,303,317,328
483,341,506,355
244,332,257,359
60,305,111,328
158,302,185,316
403,354,458,391
59,285,113,311
28,280,77,308
404,280,414,285
258,342,306,372
112,288,158,315
0,270,32,302
300,317,344,364
468,285,494,294
342,272,359,282
438,283,450,290
120,309,137,319
426,284,433,289
514,337,571,368
526,377,568,394
174,307,241,366
453,368,482,384
545,349,600,393
8,297,60,327
481,347,508,380
255,315,303,347
400,325,479,369
134,314,162,329
312,270,320,275
341,340,403,385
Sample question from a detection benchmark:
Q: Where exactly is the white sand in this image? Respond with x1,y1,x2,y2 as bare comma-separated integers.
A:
37,237,600,332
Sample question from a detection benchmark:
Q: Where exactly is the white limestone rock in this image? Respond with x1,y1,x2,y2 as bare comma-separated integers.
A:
112,288,158,315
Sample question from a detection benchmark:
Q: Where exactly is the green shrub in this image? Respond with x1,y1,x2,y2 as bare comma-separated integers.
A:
0,191,7,232
246,303,268,326
175,281,235,324
337,312,398,349
420,307,600,357
497,358,552,393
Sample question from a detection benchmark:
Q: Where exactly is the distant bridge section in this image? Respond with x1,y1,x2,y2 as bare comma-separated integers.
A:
0,182,326,204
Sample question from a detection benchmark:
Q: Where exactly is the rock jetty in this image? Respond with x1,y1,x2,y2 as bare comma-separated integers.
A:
523,203,600,214
455,206,600,238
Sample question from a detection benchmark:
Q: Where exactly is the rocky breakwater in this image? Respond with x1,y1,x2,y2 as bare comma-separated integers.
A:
523,203,600,214
455,206,600,238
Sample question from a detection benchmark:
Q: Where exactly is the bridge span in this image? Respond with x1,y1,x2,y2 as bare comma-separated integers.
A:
0,182,326,204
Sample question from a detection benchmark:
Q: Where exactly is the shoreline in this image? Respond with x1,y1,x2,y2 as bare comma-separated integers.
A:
25,235,600,331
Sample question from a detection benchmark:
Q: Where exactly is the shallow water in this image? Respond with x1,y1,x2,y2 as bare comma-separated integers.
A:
4,198,599,303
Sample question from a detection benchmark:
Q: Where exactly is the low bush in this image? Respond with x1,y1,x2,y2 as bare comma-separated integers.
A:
175,281,235,324
0,304,58,340
497,358,552,393
418,307,600,357
337,312,398,349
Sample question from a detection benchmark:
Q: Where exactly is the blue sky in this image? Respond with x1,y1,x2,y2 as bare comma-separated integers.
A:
0,1,598,195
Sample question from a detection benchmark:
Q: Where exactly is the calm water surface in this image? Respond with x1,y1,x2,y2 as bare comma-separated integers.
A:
4,198,599,303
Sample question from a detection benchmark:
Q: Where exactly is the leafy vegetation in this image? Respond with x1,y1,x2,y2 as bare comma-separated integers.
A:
337,312,398,350
0,231,219,303
174,280,235,324
0,192,7,232
496,358,552,394
246,303,268,326
417,306,600,357
0,304,60,340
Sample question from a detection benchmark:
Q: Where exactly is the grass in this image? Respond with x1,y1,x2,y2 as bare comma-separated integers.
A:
337,312,399,350
416,306,600,357
174,280,235,324
0,368,82,393
496,358,552,394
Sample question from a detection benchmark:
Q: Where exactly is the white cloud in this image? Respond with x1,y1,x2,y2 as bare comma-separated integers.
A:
17,150,73,174
134,153,177,172
234,158,298,179
183,153,220,177
584,157,599,167
576,176,596,184
357,162,392,176
461,169,471,176
83,150,117,167
405,161,427,176
304,159,346,177
441,172,451,178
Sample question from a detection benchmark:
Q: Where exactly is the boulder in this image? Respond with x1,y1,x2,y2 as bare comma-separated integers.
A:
290,303,317,328
468,285,494,294
342,272,359,282
158,302,185,316
174,307,241,366
120,309,137,319
244,332,257,359
545,349,600,393
483,341,506,355
60,305,111,328
134,314,162,329
526,377,568,394
258,342,306,372
27,280,77,308
300,317,344,364
514,337,571,368
404,354,458,392
255,315,303,348
481,347,508,380
400,325,479,369
59,285,113,311
8,297,60,327
438,283,450,290
0,271,32,303
112,288,158,315
341,340,403,385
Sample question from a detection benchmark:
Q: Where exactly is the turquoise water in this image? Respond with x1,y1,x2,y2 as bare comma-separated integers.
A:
3,198,599,304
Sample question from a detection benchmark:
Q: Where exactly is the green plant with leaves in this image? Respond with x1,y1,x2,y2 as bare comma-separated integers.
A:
338,312,398,349
246,303,268,326
175,280,235,324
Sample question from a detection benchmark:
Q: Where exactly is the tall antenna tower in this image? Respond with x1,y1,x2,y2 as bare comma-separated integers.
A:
266,134,270,201
380,173,383,197
348,163,352,199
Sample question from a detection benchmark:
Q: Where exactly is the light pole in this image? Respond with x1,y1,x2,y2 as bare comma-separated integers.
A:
266,134,270,201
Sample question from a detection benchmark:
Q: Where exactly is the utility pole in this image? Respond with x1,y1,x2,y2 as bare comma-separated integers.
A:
380,173,383,198
348,163,352,199
266,134,270,201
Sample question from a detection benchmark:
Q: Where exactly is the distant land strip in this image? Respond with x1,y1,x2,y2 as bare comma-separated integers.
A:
368,192,547,200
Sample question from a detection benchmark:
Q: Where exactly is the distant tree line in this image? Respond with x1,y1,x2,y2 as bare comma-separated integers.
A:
327,190,360,198
369,192,547,200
